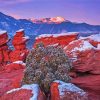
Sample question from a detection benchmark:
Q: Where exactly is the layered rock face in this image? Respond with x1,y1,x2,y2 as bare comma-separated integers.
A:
34,32,79,48
0,31,11,70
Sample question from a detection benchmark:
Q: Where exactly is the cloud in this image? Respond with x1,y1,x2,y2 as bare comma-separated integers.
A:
0,0,32,5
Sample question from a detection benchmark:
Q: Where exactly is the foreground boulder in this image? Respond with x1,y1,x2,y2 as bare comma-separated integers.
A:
0,69,24,96
71,75,100,95
0,84,46,100
10,29,29,62
50,80,89,100
73,49,100,74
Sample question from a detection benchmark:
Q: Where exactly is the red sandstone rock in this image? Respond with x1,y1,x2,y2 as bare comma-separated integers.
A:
14,29,25,37
89,39,100,47
64,39,94,60
0,45,9,50
50,80,89,100
10,29,29,62
0,50,3,63
12,37,29,45
12,29,29,46
14,44,26,50
10,49,29,62
71,75,100,96
79,34,100,47
0,69,24,96
0,31,9,46
34,32,78,47
73,49,100,74
0,32,11,69
50,82,60,100
0,84,46,100
0,89,33,100
4,61,25,72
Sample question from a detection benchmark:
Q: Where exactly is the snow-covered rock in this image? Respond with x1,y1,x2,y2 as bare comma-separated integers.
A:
50,80,89,100
80,34,100,47
34,32,78,47
36,32,79,39
64,39,95,62
0,84,46,100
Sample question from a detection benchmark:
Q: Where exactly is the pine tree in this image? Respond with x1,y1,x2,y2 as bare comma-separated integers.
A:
22,43,72,95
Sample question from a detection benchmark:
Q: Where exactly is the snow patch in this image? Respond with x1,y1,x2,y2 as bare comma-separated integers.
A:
97,44,100,49
0,30,7,35
20,53,25,57
50,16,65,23
16,29,24,32
13,61,26,66
48,43,59,47
72,40,95,52
89,34,100,42
7,84,39,100
36,32,79,39
80,34,100,42
54,80,86,96
23,36,30,40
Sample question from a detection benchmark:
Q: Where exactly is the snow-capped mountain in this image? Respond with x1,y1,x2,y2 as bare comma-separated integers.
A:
30,16,66,24
0,12,100,38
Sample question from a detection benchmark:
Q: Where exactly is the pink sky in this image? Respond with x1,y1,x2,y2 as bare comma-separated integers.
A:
0,0,100,25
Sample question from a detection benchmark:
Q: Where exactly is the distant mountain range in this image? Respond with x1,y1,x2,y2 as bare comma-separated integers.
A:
0,12,100,48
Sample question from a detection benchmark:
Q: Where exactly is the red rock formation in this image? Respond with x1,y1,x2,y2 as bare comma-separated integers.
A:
0,89,33,100
0,31,11,70
62,36,100,99
4,61,25,73
0,69,24,96
34,32,79,48
0,84,46,100
10,29,29,62
73,49,100,74
87,34,100,47
64,39,95,61
50,81,89,100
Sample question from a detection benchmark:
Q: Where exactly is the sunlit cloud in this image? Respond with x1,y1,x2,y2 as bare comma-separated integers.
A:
10,13,21,19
